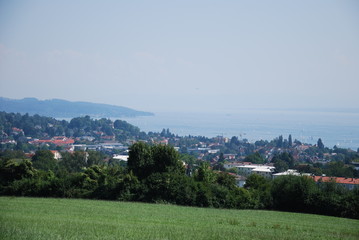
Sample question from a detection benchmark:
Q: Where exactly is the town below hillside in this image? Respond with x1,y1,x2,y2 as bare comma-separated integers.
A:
1,111,359,219
1,111,358,179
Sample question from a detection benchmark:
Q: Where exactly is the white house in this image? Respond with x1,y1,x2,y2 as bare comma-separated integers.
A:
237,165,275,179
112,154,128,161
272,169,301,179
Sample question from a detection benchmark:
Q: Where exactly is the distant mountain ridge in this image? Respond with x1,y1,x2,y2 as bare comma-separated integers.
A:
0,97,154,118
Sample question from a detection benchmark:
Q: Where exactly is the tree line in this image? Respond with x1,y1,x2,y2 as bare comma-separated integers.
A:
0,143,358,219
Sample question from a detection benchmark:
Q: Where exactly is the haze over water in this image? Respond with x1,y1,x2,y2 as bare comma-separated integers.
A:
121,109,359,150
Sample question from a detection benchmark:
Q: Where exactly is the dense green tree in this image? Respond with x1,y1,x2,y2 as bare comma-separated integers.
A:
114,120,140,135
60,151,88,173
151,144,184,174
143,172,197,205
218,152,225,163
128,142,184,180
244,174,268,190
32,150,57,171
230,136,240,146
271,176,316,212
0,159,36,186
255,140,268,147
295,164,322,176
244,174,272,209
272,152,294,172
0,150,25,160
195,162,216,184
86,151,105,166
276,135,283,148
274,159,288,173
116,171,142,201
245,152,265,164
288,134,292,147
322,161,357,178
212,162,225,171
127,142,154,180
216,172,236,190
317,138,324,150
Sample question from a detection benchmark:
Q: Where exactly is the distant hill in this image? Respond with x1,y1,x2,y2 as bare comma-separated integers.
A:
0,97,154,118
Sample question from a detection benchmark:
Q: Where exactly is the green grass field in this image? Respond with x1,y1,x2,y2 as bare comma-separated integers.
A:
0,197,358,240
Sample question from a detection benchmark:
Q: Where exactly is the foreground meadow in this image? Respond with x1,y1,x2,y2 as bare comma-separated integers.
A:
0,197,358,240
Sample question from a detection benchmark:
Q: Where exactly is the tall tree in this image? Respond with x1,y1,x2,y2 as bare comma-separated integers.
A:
151,144,183,174
288,134,293,147
128,142,184,180
127,142,153,180
218,153,225,163
195,162,216,184
317,138,324,150
276,135,283,148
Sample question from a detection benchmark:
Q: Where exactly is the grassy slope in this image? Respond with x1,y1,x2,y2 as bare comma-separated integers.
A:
0,197,358,240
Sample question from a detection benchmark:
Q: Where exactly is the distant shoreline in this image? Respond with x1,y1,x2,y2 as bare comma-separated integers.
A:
0,97,154,118
120,111,359,150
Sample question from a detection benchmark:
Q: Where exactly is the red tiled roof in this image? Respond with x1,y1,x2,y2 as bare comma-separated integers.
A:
311,176,359,185
30,137,74,146
25,153,35,158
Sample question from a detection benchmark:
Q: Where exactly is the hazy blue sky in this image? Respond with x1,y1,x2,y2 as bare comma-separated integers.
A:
1,0,358,113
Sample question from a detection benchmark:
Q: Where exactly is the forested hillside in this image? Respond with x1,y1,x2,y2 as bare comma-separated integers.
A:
0,97,154,118
0,111,145,142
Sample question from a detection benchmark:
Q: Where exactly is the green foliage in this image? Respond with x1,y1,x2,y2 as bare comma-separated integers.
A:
245,174,268,190
114,120,139,134
218,152,225,163
1,147,359,219
151,144,183,174
271,176,316,212
244,174,272,209
0,112,67,138
226,167,238,174
317,138,325,149
195,162,216,184
216,172,236,190
116,171,141,201
272,152,294,172
245,152,265,164
323,161,357,178
32,150,57,171
0,112,147,147
6,170,57,197
143,172,197,205
276,135,283,148
0,159,36,187
288,134,292,147
128,142,184,180
0,150,26,160
60,151,88,173
86,151,106,166
273,159,288,173
127,142,154,180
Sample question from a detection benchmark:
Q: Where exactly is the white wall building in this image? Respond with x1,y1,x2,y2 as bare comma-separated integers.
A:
237,165,275,179
272,169,300,179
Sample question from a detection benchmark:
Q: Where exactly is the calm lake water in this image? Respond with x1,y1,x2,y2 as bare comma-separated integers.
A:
120,109,359,150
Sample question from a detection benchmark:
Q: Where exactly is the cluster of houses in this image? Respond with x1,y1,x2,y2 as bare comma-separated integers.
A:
222,162,359,190
2,126,359,190
29,136,75,146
